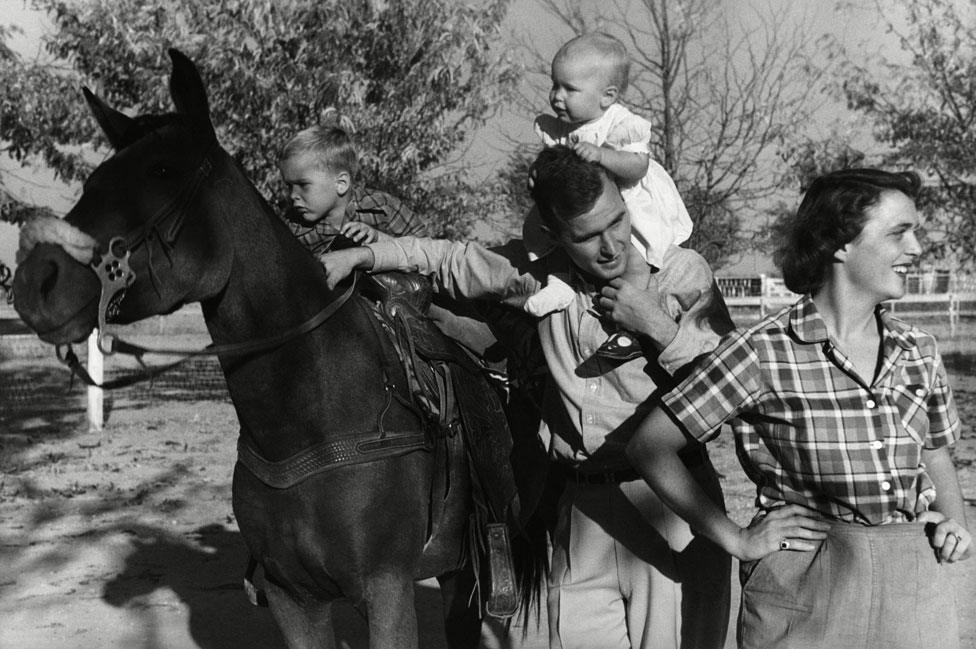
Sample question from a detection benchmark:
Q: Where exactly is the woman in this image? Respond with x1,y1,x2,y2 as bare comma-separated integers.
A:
626,168,971,648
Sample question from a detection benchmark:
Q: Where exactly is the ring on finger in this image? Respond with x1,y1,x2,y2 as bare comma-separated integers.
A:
779,539,791,551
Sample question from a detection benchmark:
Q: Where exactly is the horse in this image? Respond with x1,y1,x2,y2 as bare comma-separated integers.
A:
12,49,546,649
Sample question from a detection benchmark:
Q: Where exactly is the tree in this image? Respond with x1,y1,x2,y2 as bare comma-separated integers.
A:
827,0,976,268
0,0,520,238
502,0,825,270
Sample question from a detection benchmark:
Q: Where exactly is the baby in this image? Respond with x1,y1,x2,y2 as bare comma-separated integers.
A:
524,32,693,360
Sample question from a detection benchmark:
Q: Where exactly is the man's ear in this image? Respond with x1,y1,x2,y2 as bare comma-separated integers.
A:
335,171,352,196
600,85,620,109
833,245,848,264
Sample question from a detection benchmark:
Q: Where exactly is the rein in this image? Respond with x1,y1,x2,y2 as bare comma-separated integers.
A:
47,139,361,389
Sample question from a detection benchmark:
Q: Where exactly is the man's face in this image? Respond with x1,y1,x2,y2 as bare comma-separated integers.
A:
550,175,632,284
279,153,343,225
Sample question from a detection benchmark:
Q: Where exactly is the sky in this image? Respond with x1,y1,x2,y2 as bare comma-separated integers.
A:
0,0,891,275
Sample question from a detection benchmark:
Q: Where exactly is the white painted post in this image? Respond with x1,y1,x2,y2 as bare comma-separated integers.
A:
87,329,104,431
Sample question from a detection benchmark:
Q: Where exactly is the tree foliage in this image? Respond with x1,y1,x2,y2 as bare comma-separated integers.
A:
832,0,976,267
503,0,824,270
0,0,520,238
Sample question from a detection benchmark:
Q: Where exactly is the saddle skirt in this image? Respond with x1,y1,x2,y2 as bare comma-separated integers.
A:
361,271,520,526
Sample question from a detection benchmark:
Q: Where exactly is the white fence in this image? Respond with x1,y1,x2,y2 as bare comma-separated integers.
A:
716,271,976,328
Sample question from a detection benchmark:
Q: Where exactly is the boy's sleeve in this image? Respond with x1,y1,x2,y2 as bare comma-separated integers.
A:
349,187,429,237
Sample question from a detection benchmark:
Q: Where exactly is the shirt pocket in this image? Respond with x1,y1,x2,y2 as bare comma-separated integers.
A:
889,383,930,444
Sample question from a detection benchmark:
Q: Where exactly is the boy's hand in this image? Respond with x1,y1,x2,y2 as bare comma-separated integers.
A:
340,221,380,244
319,248,374,290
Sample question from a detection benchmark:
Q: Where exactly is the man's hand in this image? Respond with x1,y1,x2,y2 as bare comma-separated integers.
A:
318,247,374,290
340,221,380,244
596,276,677,349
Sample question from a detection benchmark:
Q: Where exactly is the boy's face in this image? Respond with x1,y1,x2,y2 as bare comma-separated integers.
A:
549,53,613,125
279,153,346,224
549,174,632,284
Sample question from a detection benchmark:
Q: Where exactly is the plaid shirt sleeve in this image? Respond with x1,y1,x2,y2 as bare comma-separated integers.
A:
348,187,429,237
662,329,763,441
922,337,961,449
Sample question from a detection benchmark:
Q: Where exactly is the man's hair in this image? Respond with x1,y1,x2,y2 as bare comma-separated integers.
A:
774,168,922,295
279,125,359,178
529,145,610,231
554,32,630,94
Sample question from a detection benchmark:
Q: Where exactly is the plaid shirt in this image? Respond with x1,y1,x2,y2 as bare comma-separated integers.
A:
663,295,960,525
284,186,428,256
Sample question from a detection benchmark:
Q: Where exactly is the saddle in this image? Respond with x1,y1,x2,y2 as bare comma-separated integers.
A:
360,271,521,617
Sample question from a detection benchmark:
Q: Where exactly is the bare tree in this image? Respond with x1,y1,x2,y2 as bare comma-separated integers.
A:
504,0,824,269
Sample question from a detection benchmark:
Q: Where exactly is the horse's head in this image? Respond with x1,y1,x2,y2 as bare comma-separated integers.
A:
13,50,234,344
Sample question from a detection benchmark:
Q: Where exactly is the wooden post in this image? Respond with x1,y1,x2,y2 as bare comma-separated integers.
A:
87,329,104,431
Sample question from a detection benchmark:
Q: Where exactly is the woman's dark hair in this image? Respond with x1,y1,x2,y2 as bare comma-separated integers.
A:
774,168,922,295
529,145,607,232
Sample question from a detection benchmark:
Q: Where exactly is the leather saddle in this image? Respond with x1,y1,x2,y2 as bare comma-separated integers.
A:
360,270,521,617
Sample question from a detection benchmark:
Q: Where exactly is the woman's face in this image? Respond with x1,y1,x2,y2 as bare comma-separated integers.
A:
836,190,922,303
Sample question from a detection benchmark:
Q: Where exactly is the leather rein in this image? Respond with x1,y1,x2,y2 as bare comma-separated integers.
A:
57,141,359,389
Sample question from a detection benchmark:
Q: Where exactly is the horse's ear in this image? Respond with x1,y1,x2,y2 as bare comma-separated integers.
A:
82,87,138,151
167,49,214,138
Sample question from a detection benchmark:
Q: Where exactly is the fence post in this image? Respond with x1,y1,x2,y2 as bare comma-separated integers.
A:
87,329,104,431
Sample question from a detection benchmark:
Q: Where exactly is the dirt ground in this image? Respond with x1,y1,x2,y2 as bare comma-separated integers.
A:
2,333,975,649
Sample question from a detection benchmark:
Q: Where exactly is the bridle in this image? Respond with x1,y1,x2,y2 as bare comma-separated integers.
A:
56,138,359,389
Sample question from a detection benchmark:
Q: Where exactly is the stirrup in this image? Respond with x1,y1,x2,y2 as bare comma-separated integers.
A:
594,331,642,361
485,523,518,618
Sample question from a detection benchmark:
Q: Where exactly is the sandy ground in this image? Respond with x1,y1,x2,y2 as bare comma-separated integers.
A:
2,338,975,649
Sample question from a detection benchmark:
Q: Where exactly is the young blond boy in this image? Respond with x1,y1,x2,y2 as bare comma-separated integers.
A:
278,125,427,254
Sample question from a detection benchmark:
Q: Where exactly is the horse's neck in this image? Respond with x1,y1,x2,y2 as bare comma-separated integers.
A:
201,165,332,342
196,162,391,458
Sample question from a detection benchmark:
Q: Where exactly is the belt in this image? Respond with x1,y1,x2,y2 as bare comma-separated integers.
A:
561,443,709,486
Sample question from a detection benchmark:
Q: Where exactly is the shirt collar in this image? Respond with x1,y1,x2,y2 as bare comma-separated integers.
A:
788,294,916,350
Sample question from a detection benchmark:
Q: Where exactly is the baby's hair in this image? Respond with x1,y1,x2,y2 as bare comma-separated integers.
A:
279,108,359,177
555,32,630,94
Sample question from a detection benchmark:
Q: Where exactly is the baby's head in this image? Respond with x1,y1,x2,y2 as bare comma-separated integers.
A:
549,32,630,125
278,125,359,224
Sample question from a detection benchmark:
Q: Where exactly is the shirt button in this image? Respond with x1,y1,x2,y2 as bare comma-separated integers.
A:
585,414,595,424
914,388,925,397
589,383,599,392
871,440,884,450
866,399,876,409
881,480,892,491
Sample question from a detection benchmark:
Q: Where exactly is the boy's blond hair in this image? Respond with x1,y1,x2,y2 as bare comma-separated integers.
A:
279,125,359,178
554,32,630,94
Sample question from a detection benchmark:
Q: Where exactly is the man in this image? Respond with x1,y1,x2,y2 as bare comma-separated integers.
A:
321,145,733,649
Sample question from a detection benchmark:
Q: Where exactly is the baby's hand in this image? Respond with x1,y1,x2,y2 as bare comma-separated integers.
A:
340,221,379,244
572,141,605,165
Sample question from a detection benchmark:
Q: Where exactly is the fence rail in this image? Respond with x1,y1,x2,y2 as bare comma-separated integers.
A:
716,272,976,327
